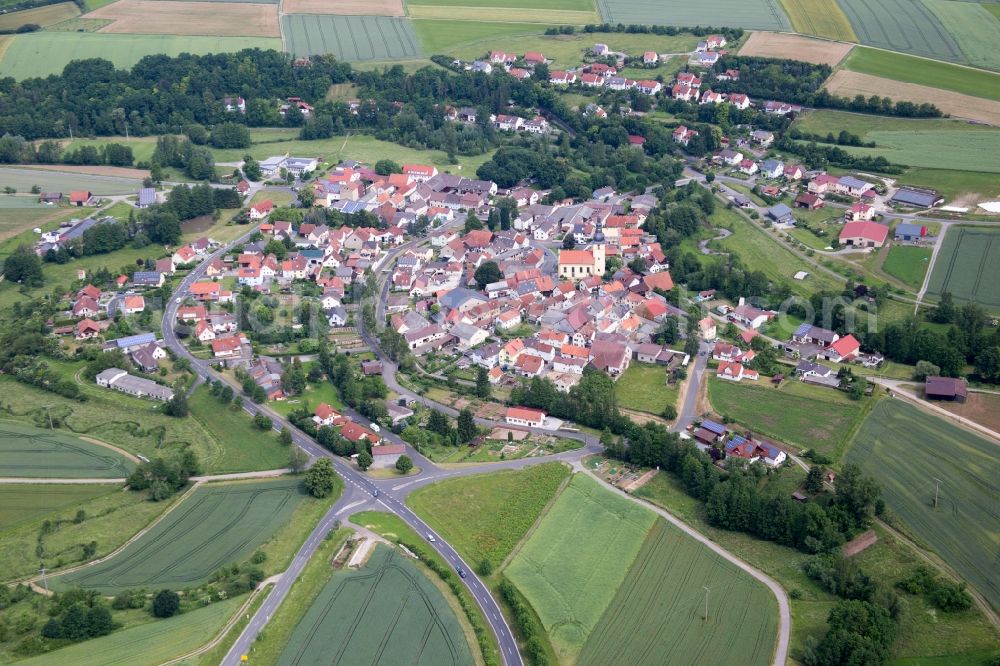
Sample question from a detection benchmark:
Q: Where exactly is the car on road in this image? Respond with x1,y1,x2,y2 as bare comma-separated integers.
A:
427,533,436,542
372,489,379,498
457,567,467,579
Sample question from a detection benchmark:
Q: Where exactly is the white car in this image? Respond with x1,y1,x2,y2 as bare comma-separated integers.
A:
427,533,436,542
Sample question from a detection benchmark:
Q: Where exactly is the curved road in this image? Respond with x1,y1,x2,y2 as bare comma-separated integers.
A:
161,222,789,666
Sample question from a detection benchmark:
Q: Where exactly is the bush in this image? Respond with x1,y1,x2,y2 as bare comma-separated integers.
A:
152,589,180,618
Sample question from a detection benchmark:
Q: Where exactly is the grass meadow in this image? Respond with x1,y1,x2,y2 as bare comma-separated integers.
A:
54,478,308,593
579,518,778,666
926,226,1000,308
0,421,135,478
614,362,679,416
188,386,290,472
882,245,931,290
276,545,473,665
594,0,790,30
842,47,1000,102
922,0,1000,71
0,166,143,195
846,399,1000,611
505,473,656,659
0,33,280,79
17,595,246,666
707,379,873,461
407,462,570,570
0,483,114,531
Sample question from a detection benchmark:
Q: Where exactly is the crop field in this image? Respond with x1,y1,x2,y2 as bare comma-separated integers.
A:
922,0,1000,71
505,473,656,659
277,545,473,665
707,379,869,460
282,14,421,61
738,31,853,65
834,130,1000,173
86,0,280,36
18,596,245,666
443,29,700,64
846,400,1000,611
595,0,790,30
835,0,963,62
0,166,142,195
0,2,79,30
579,519,777,666
283,0,403,14
842,46,1000,103
407,462,569,570
0,422,135,478
792,109,1000,138
615,362,678,415
824,70,1000,127
0,33,280,79
778,0,857,41
926,227,1000,308
54,478,307,593
0,484,114,531
411,19,548,54
409,5,599,22
882,245,931,289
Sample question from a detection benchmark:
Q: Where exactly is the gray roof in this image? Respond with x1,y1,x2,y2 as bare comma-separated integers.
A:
891,188,940,207
762,159,783,172
138,188,156,206
894,223,926,238
839,176,871,190
767,203,794,220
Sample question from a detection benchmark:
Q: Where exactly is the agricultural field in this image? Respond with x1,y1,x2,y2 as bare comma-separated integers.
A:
936,391,1000,434
17,596,245,666
898,168,1000,208
922,0,1000,71
841,46,1000,103
824,69,1000,127
595,0,790,30
54,478,308,593
410,5,598,23
738,31,853,65
792,109,1000,139
0,33,280,79
707,378,872,461
0,483,114,531
846,399,1000,611
85,0,280,37
0,2,79,30
777,0,857,41
615,362,679,416
505,473,656,659
284,0,403,14
277,545,473,665
832,130,1000,173
926,226,1000,308
411,19,547,55
0,201,80,245
0,166,142,195
0,421,136,478
882,245,931,289
188,386,290,472
579,518,777,666
282,14,421,61
835,0,963,63
407,462,570,570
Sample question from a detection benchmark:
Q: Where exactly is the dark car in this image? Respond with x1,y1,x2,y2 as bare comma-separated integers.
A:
457,567,467,579
373,488,380,498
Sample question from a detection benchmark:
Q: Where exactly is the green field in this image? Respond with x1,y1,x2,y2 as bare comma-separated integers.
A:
579,518,777,666
188,386,290,472
407,462,569,570
282,15,421,61
897,168,1000,204
882,245,932,289
595,0,790,29
922,0,1000,71
276,544,472,665
61,136,158,164
0,422,135,478
505,473,656,659
0,166,143,195
835,131,1000,173
0,33,280,79
842,47,1000,102
836,0,963,63
441,29,700,64
707,379,871,460
846,400,1000,611
408,0,591,8
778,0,857,41
412,19,547,55
926,226,1000,308
54,478,307,593
0,483,114,530
18,595,245,666
615,362,679,415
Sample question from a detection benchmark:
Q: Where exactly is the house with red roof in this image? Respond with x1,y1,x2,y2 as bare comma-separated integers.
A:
505,406,546,428
75,318,102,340
717,360,759,382
822,334,861,363
249,200,274,220
121,295,145,315
211,334,246,358
69,191,93,207
340,421,381,445
839,221,888,248
313,403,344,427
844,202,875,222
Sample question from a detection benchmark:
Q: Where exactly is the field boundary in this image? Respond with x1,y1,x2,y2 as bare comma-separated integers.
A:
580,466,789,665
496,465,573,572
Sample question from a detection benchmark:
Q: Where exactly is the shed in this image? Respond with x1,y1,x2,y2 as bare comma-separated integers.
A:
894,223,927,241
890,187,943,208
924,376,967,403
766,203,794,224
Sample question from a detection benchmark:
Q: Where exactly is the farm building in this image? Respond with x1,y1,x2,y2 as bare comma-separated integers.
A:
766,203,795,225
95,368,174,401
924,376,967,403
890,187,943,208
894,223,928,241
839,221,888,248
370,444,405,469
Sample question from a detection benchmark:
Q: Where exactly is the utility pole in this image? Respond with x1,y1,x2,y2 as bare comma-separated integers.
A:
38,565,48,593
933,478,942,508
703,586,710,622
